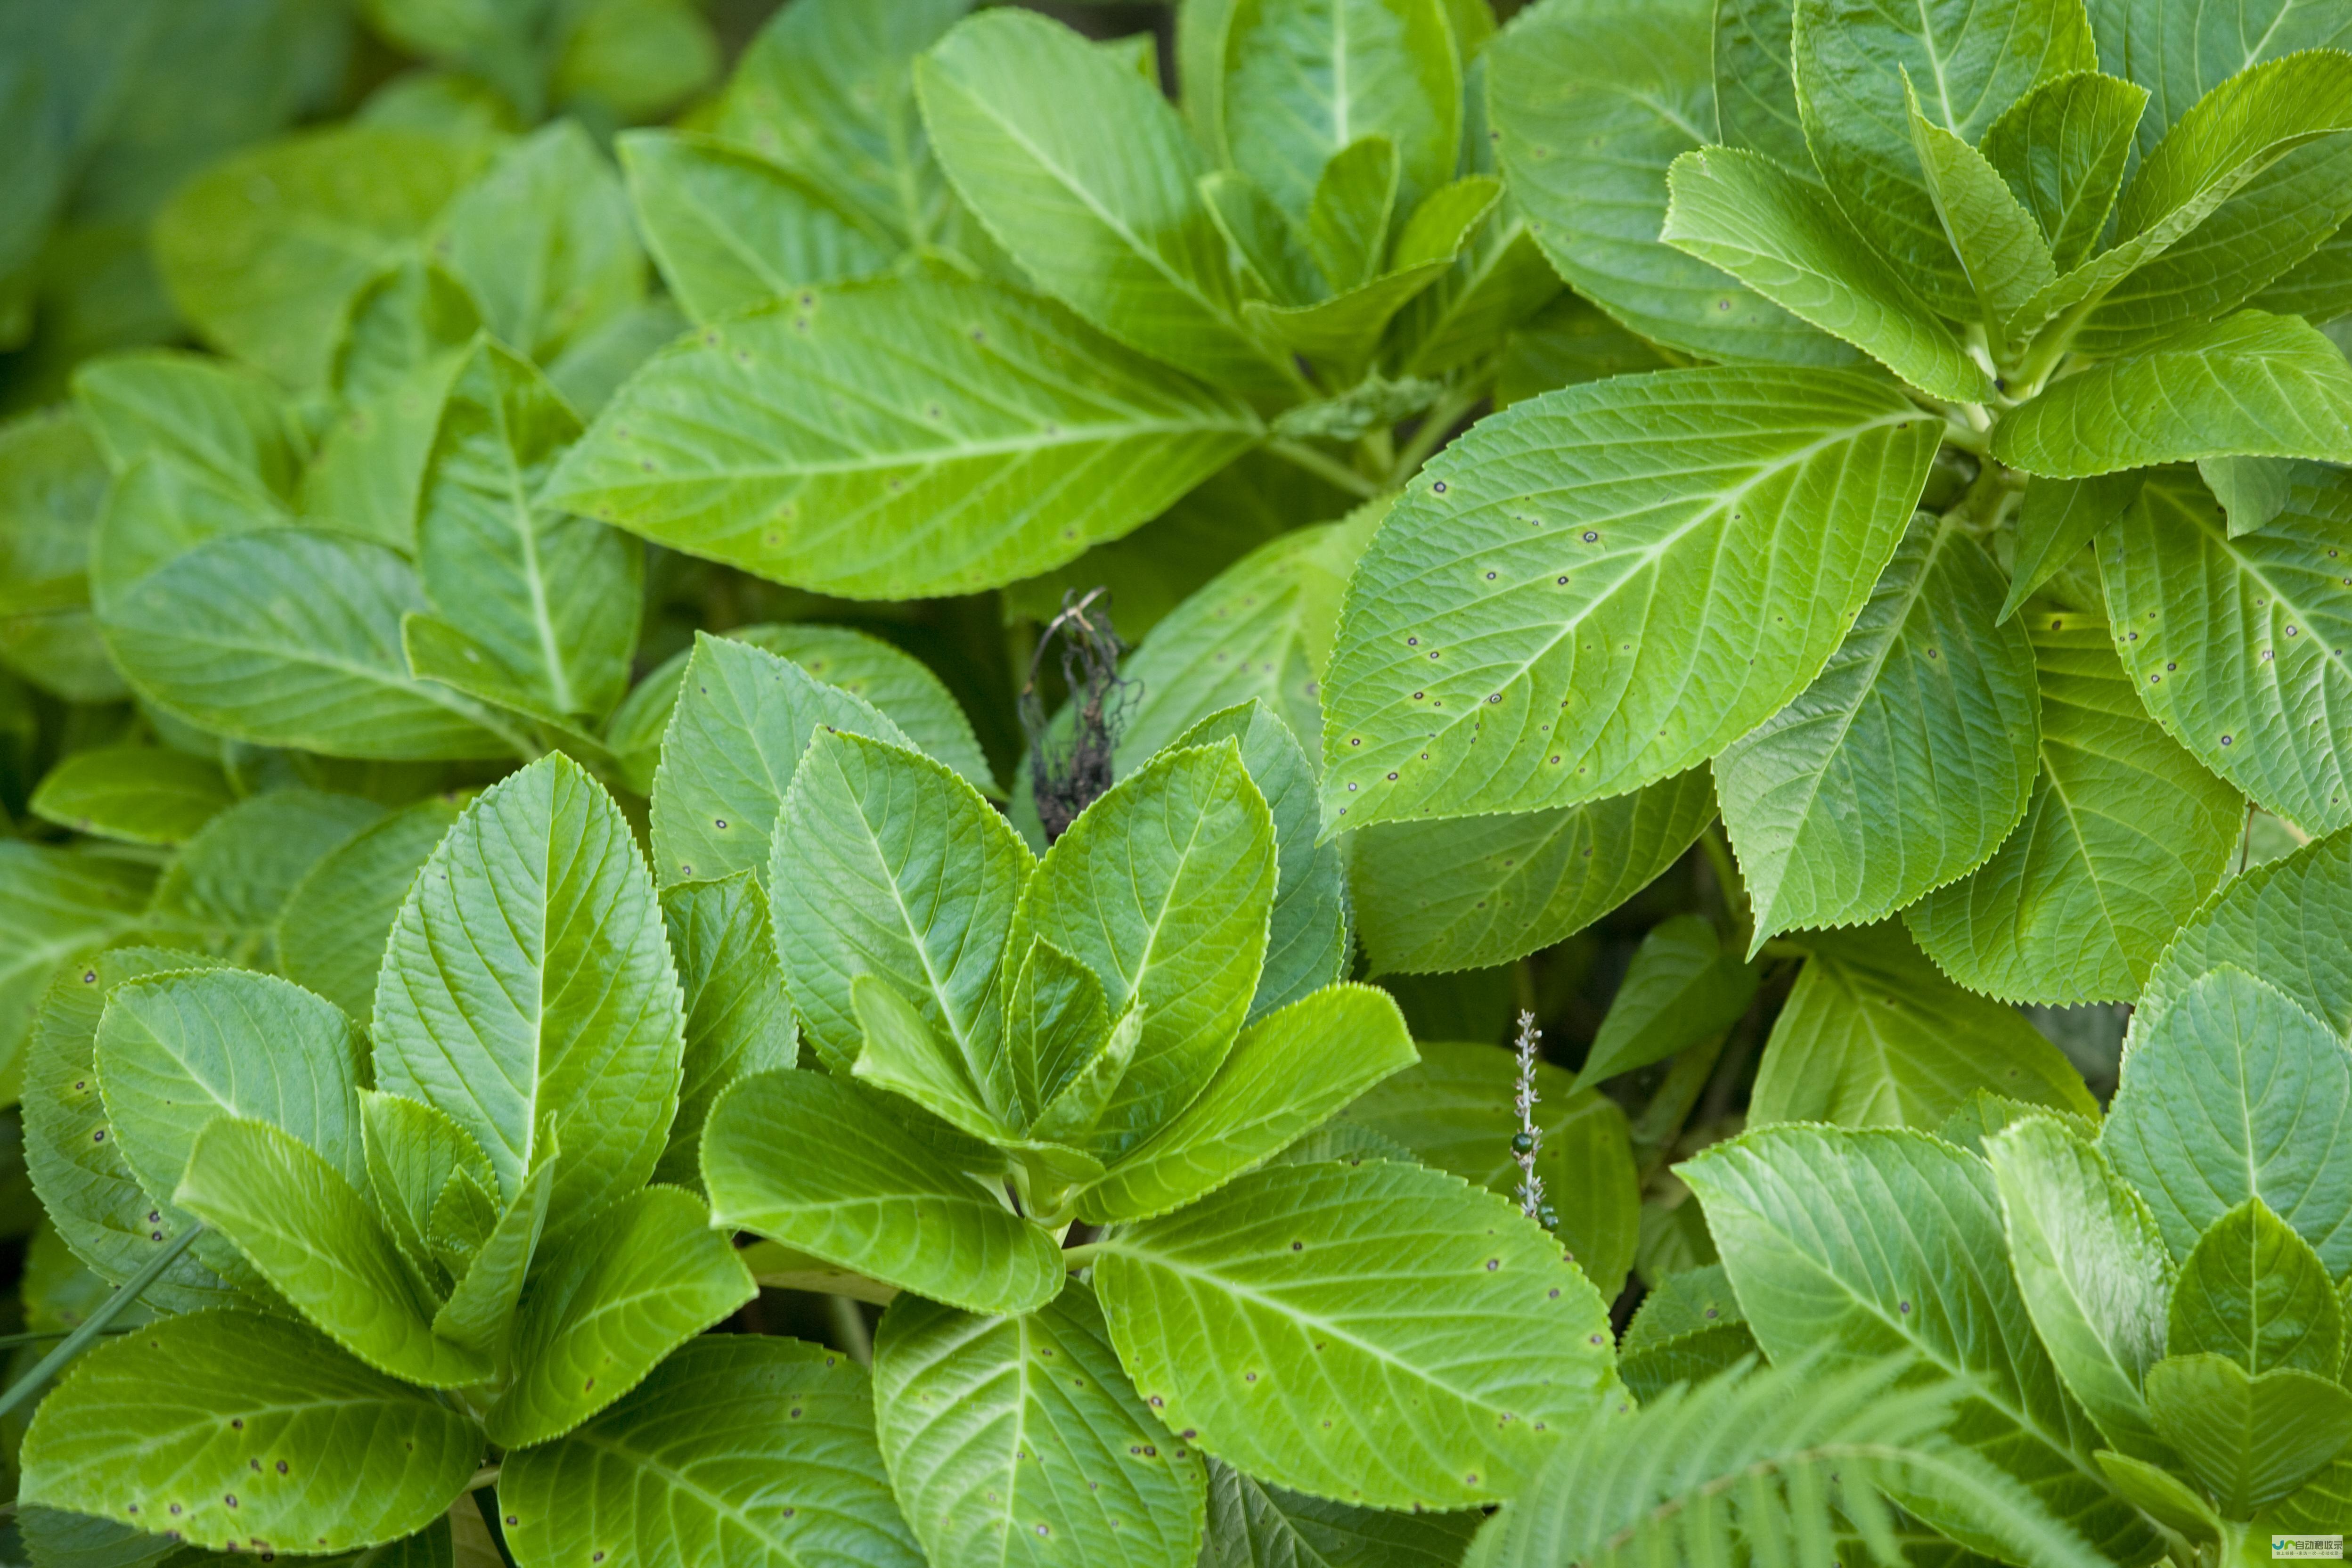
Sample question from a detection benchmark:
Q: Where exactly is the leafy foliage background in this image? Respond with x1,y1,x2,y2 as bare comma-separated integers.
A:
1,0,2351,1563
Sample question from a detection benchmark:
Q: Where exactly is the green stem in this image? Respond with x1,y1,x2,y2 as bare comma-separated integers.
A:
0,1225,201,1420
0,1325,133,1350
1388,383,1482,485
1060,1241,1102,1270
827,1294,873,1365
1266,438,1382,499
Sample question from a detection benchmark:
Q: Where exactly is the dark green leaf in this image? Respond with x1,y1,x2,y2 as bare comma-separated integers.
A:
1576,915,1756,1088
1750,923,2097,1128
1489,0,1852,364
541,272,1262,599
1094,1159,1617,1509
916,10,1296,395
20,1309,483,1553
1318,368,1937,828
872,1279,1207,1568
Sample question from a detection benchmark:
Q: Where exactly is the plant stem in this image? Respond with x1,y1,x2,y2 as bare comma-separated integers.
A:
826,1293,873,1365
1266,438,1382,499
0,1224,200,1421
1060,1241,1102,1270
1388,384,1481,484
467,1463,502,1493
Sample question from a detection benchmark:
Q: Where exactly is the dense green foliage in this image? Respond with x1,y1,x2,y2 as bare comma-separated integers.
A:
1,0,2351,1563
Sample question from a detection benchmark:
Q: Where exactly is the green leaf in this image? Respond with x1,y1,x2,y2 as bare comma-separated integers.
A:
1616,1263,1760,1404
1095,1159,1616,1510
374,753,685,1242
542,271,1262,599
1489,0,1853,364
431,1153,553,1354
1389,194,1565,381
1789,0,2096,318
2102,464,2352,835
27,745,232,845
485,1184,755,1448
544,301,688,426
649,633,912,888
1680,1126,2160,1562
2085,0,2352,162
1221,0,1461,219
1711,0,1816,181
277,797,465,1022
1983,1115,2176,1464
2170,1198,2344,1379
1080,983,1417,1224
1249,177,1496,375
0,408,122,704
501,1334,923,1568
2102,966,2352,1275
146,788,385,959
1751,922,2097,1128
96,967,366,1290
2198,453,2303,536
772,729,1029,1093
74,351,305,508
657,874,797,1189
358,1087,495,1284
1198,1458,1479,1568
1010,740,1274,1157
617,129,894,326
872,1279,1207,1568
1201,169,1324,309
434,120,644,364
1317,367,1938,829
330,255,483,407
916,10,1294,396
852,974,1015,1143
1113,507,1382,770
1997,311,2352,479
1023,1007,1138,1158
96,526,521,761
413,338,638,724
1981,71,2150,274
1349,770,1715,976
2146,1353,2352,1518
1719,514,2040,943
20,1309,483,1554
2006,52,2352,346
702,1070,1063,1315
1905,606,2242,1004
2137,822,2352,1036
1004,939,1111,1127
1903,73,2060,343
1937,1086,2101,1155
1576,915,1756,1088
24,949,238,1316
1168,702,1348,1021
1336,1039,1641,1299
717,0,967,248
2093,1449,2222,1544
1468,1354,2114,1568
151,125,487,387
1660,146,1990,402
175,1116,493,1388
2259,1450,2352,1535
2078,128,2352,356
2001,471,2143,624
0,848,150,1089
608,621,995,800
